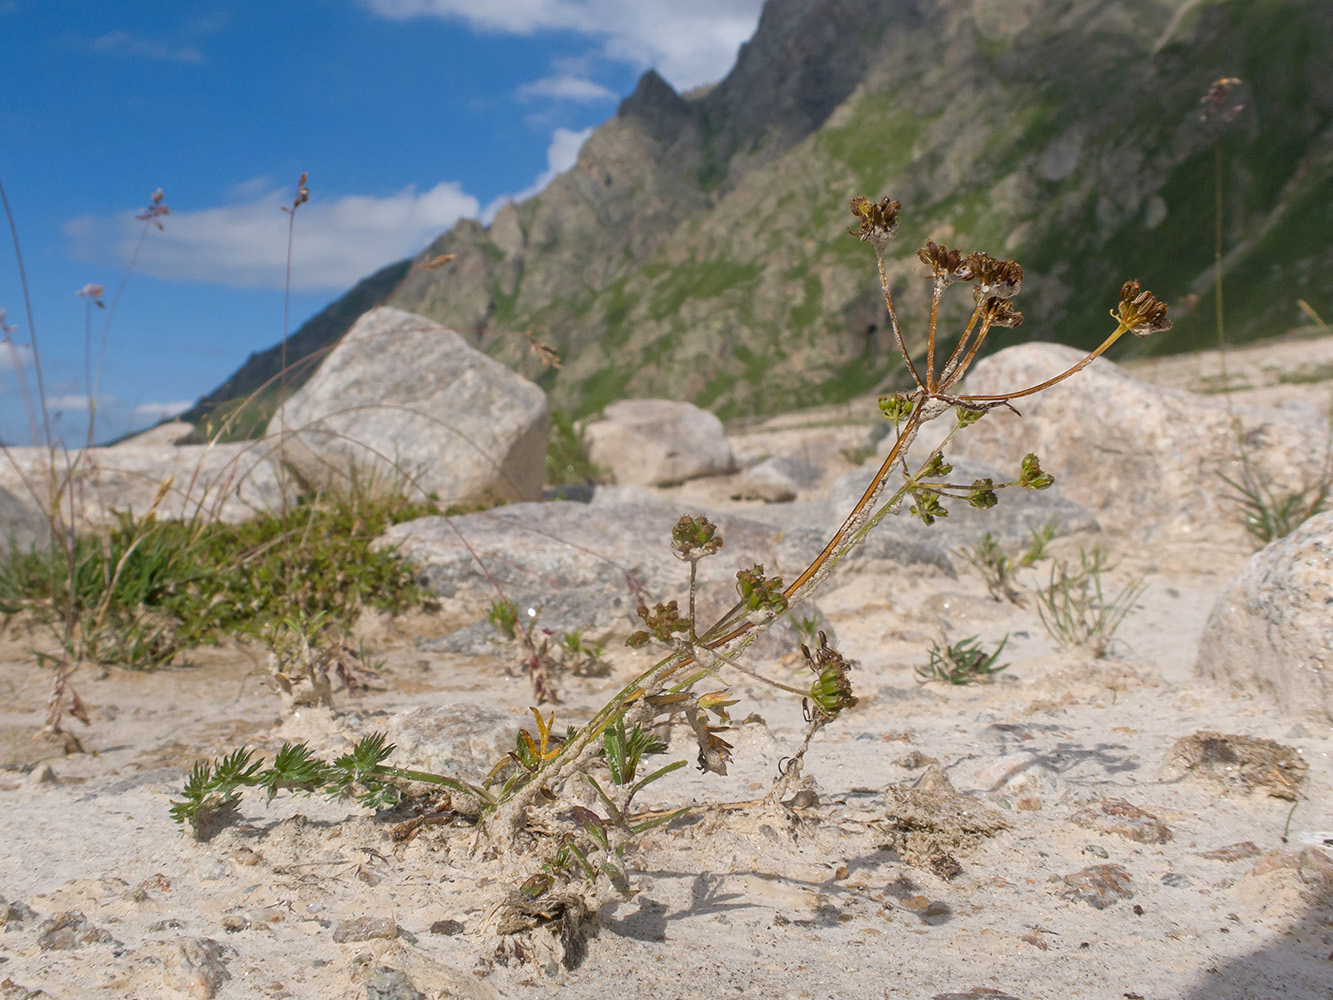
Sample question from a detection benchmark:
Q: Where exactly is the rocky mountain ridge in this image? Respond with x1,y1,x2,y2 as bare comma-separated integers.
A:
191,0,1333,432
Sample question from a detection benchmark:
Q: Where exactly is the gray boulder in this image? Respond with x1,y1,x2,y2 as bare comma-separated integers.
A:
734,455,823,502
1195,511,1333,721
271,307,548,504
380,500,824,606
0,443,288,531
585,399,735,486
953,343,1328,542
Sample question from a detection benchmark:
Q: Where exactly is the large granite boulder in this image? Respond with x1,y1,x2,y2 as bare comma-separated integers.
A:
271,307,549,504
1196,511,1333,721
0,443,289,532
585,399,735,486
953,343,1327,542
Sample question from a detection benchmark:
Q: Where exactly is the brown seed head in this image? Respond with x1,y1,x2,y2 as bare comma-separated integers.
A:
985,297,1024,328
918,240,973,284
849,195,901,251
965,252,1023,301
1115,279,1172,337
1200,77,1244,123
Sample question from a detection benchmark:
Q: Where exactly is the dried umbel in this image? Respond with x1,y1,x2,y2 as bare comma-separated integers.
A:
1116,279,1172,337
1200,76,1244,124
849,194,900,251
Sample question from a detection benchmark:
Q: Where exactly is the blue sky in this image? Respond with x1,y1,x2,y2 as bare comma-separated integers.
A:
0,0,765,444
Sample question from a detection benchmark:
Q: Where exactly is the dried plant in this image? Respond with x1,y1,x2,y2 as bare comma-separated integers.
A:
173,192,1172,958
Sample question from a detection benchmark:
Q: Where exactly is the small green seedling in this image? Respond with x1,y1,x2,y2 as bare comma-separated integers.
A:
916,634,1010,685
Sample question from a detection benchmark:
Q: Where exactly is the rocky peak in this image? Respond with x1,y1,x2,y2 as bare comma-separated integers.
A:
700,0,922,157
617,69,694,143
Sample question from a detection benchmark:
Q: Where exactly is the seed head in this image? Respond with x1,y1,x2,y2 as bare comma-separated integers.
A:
135,188,170,229
849,195,901,252
1115,279,1172,337
965,252,1023,301
1200,77,1244,123
918,240,973,285
985,297,1024,328
77,283,105,307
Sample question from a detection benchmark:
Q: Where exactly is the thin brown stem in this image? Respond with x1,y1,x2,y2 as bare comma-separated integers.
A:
877,250,924,390
960,323,1130,403
925,279,943,390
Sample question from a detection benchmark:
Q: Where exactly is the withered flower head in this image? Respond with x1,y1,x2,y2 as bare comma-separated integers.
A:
1200,76,1244,123
917,240,973,284
965,251,1023,301
985,297,1024,328
135,188,170,229
1115,279,1172,337
849,195,901,251
77,283,105,308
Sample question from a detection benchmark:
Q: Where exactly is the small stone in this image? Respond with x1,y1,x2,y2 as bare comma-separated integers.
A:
333,916,398,943
1084,844,1109,860
1060,864,1134,908
150,919,186,932
1197,841,1260,862
364,966,425,1000
933,990,1025,1000
0,898,37,929
227,848,261,866
896,750,938,769
36,911,114,950
161,937,231,999
428,918,464,936
1070,798,1172,844
1,978,47,999
1161,872,1192,888
25,764,57,787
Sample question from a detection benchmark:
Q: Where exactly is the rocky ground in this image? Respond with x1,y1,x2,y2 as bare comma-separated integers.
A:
1,331,1331,1000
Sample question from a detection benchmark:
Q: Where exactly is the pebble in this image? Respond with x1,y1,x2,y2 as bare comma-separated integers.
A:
364,966,426,1000
333,916,398,943
0,897,36,929
161,937,231,999
1198,841,1260,862
1161,873,1192,888
1070,798,1172,844
1059,864,1134,909
36,911,114,950
428,918,464,936
933,990,1025,1000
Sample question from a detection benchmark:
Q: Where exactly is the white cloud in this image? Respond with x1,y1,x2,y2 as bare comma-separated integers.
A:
516,74,616,103
481,126,591,222
44,393,105,412
0,338,35,371
129,400,192,421
361,0,764,91
65,181,481,291
86,30,204,63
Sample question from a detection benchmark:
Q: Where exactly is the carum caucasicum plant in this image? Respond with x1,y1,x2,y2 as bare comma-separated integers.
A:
171,192,1172,959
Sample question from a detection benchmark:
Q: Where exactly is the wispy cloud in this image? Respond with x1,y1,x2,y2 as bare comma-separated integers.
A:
361,0,764,91
44,393,104,412
65,181,481,291
482,126,591,222
128,400,192,421
85,29,204,64
516,74,616,103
